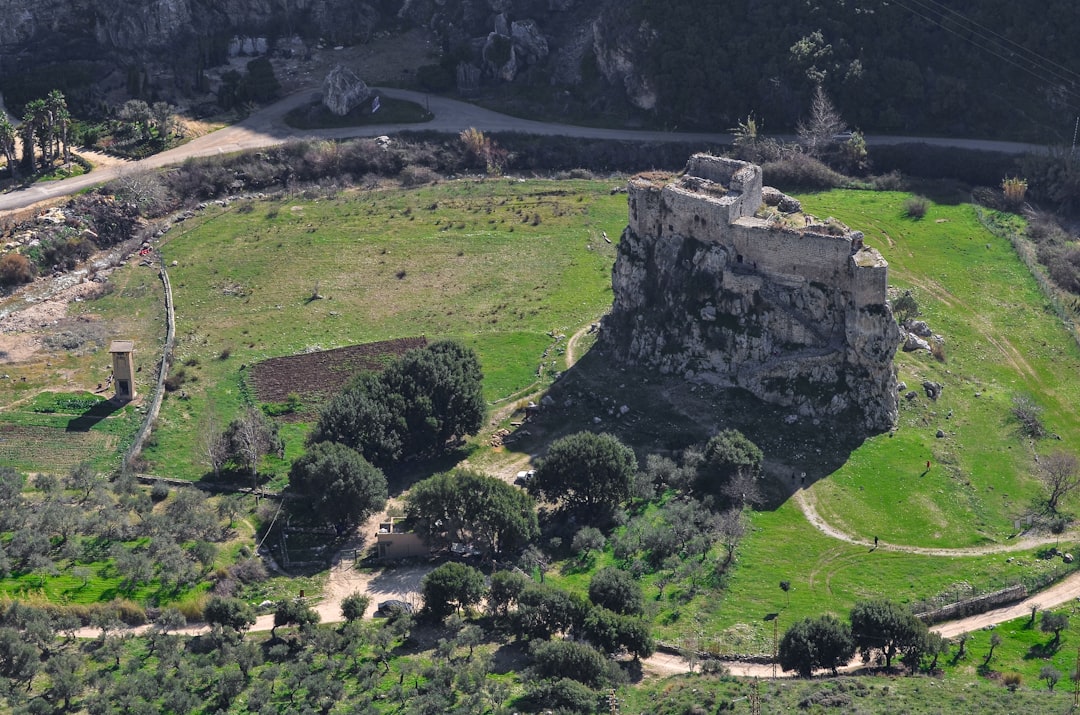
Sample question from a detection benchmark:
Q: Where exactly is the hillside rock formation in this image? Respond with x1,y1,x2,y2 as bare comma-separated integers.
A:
601,156,902,433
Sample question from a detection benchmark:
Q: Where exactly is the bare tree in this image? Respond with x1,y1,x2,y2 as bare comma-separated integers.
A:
1038,451,1080,514
796,85,847,158
224,407,282,488
197,405,229,478
715,508,747,569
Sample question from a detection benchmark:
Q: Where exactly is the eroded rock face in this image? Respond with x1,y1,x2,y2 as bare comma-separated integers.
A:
1,0,381,75
322,65,371,116
602,155,902,433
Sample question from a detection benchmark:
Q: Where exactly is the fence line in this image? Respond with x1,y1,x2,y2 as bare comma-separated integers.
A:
121,256,175,473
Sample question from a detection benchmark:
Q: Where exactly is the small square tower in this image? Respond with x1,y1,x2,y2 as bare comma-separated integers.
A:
109,340,136,401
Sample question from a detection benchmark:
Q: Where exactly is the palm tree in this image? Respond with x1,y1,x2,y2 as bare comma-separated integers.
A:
0,115,17,178
22,99,48,170
45,90,70,163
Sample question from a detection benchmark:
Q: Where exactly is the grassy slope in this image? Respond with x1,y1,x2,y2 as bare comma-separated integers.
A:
143,180,626,481
800,191,1080,547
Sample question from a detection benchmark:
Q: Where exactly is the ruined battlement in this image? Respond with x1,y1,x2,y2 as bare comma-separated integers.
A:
604,155,901,433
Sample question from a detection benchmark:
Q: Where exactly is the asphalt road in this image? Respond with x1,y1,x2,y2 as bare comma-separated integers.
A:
0,88,1045,215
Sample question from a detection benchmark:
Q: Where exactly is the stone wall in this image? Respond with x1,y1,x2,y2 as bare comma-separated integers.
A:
603,155,901,433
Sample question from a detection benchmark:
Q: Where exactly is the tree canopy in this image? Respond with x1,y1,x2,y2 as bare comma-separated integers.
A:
588,568,644,616
530,432,637,513
405,468,538,556
850,599,927,670
288,442,388,526
779,615,855,677
309,340,485,466
420,562,487,621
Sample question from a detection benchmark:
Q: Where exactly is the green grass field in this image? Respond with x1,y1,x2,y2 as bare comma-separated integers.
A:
142,179,626,481
798,191,1080,548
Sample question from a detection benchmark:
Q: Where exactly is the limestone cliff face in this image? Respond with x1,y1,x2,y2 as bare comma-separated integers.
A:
602,156,902,433
2,0,380,68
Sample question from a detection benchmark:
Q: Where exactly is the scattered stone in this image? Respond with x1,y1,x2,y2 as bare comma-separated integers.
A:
922,381,942,400
897,382,907,391
905,391,918,401
784,414,799,425
1065,553,1074,564
936,429,945,438
619,405,629,415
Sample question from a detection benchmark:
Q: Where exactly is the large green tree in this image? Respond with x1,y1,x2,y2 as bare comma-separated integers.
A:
588,567,643,616
0,115,17,178
530,432,637,513
850,599,927,670
420,562,486,621
698,429,763,506
289,441,387,526
310,340,485,466
778,614,855,677
405,469,538,556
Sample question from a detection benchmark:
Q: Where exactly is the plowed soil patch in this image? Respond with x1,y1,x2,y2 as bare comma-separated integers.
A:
248,337,427,407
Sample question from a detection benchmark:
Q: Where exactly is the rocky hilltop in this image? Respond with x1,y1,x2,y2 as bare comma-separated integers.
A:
602,156,902,433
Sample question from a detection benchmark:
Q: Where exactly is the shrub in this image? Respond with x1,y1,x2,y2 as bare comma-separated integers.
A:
149,482,170,502
0,253,34,286
1011,394,1047,438
1003,672,1022,691
1001,176,1028,207
399,164,440,187
761,153,845,190
904,196,929,219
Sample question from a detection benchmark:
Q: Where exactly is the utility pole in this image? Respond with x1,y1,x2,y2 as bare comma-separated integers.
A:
608,688,619,715
1073,643,1080,708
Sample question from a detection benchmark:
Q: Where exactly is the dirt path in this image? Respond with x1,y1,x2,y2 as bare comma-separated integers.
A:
794,488,1072,557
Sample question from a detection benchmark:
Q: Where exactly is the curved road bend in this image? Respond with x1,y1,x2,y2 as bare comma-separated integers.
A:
0,88,1044,215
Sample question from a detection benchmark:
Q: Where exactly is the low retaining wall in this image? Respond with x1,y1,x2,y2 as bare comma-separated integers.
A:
916,584,1027,625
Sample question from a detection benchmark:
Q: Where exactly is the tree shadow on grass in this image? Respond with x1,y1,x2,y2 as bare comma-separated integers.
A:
66,399,123,432
1025,640,1062,659
507,347,868,512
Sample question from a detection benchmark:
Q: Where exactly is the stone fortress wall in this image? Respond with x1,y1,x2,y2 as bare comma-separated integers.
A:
605,155,901,432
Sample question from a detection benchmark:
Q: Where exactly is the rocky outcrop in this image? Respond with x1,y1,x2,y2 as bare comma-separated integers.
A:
321,65,371,116
1,0,381,77
602,155,902,433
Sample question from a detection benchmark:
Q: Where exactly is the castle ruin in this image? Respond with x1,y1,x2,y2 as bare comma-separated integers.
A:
602,155,901,433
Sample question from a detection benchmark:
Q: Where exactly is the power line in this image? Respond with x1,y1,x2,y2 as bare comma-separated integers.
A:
887,0,1080,103
907,0,1080,86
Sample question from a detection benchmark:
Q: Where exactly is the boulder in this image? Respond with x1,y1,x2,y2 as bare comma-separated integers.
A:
322,65,373,117
902,332,932,352
761,186,784,206
906,319,932,337
922,381,942,400
778,195,802,213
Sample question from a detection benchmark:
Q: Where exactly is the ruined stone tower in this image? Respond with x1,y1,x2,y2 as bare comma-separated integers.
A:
602,155,901,432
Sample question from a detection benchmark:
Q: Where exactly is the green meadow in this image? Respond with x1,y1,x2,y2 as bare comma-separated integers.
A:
142,179,626,481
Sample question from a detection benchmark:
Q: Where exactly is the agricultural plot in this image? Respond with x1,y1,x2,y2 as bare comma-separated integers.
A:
249,337,428,409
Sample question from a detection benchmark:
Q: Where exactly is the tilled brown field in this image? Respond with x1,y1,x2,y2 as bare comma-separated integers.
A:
248,337,427,407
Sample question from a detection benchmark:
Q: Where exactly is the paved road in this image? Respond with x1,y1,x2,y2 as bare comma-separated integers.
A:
0,88,1045,215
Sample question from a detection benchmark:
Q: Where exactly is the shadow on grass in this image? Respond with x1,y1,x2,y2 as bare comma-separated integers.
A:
1025,640,1062,659
509,345,868,512
66,399,123,432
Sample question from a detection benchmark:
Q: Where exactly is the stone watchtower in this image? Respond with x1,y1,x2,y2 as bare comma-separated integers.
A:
109,341,136,401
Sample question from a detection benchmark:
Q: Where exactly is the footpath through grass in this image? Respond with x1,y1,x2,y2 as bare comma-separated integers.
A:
798,191,1080,549
144,179,626,481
